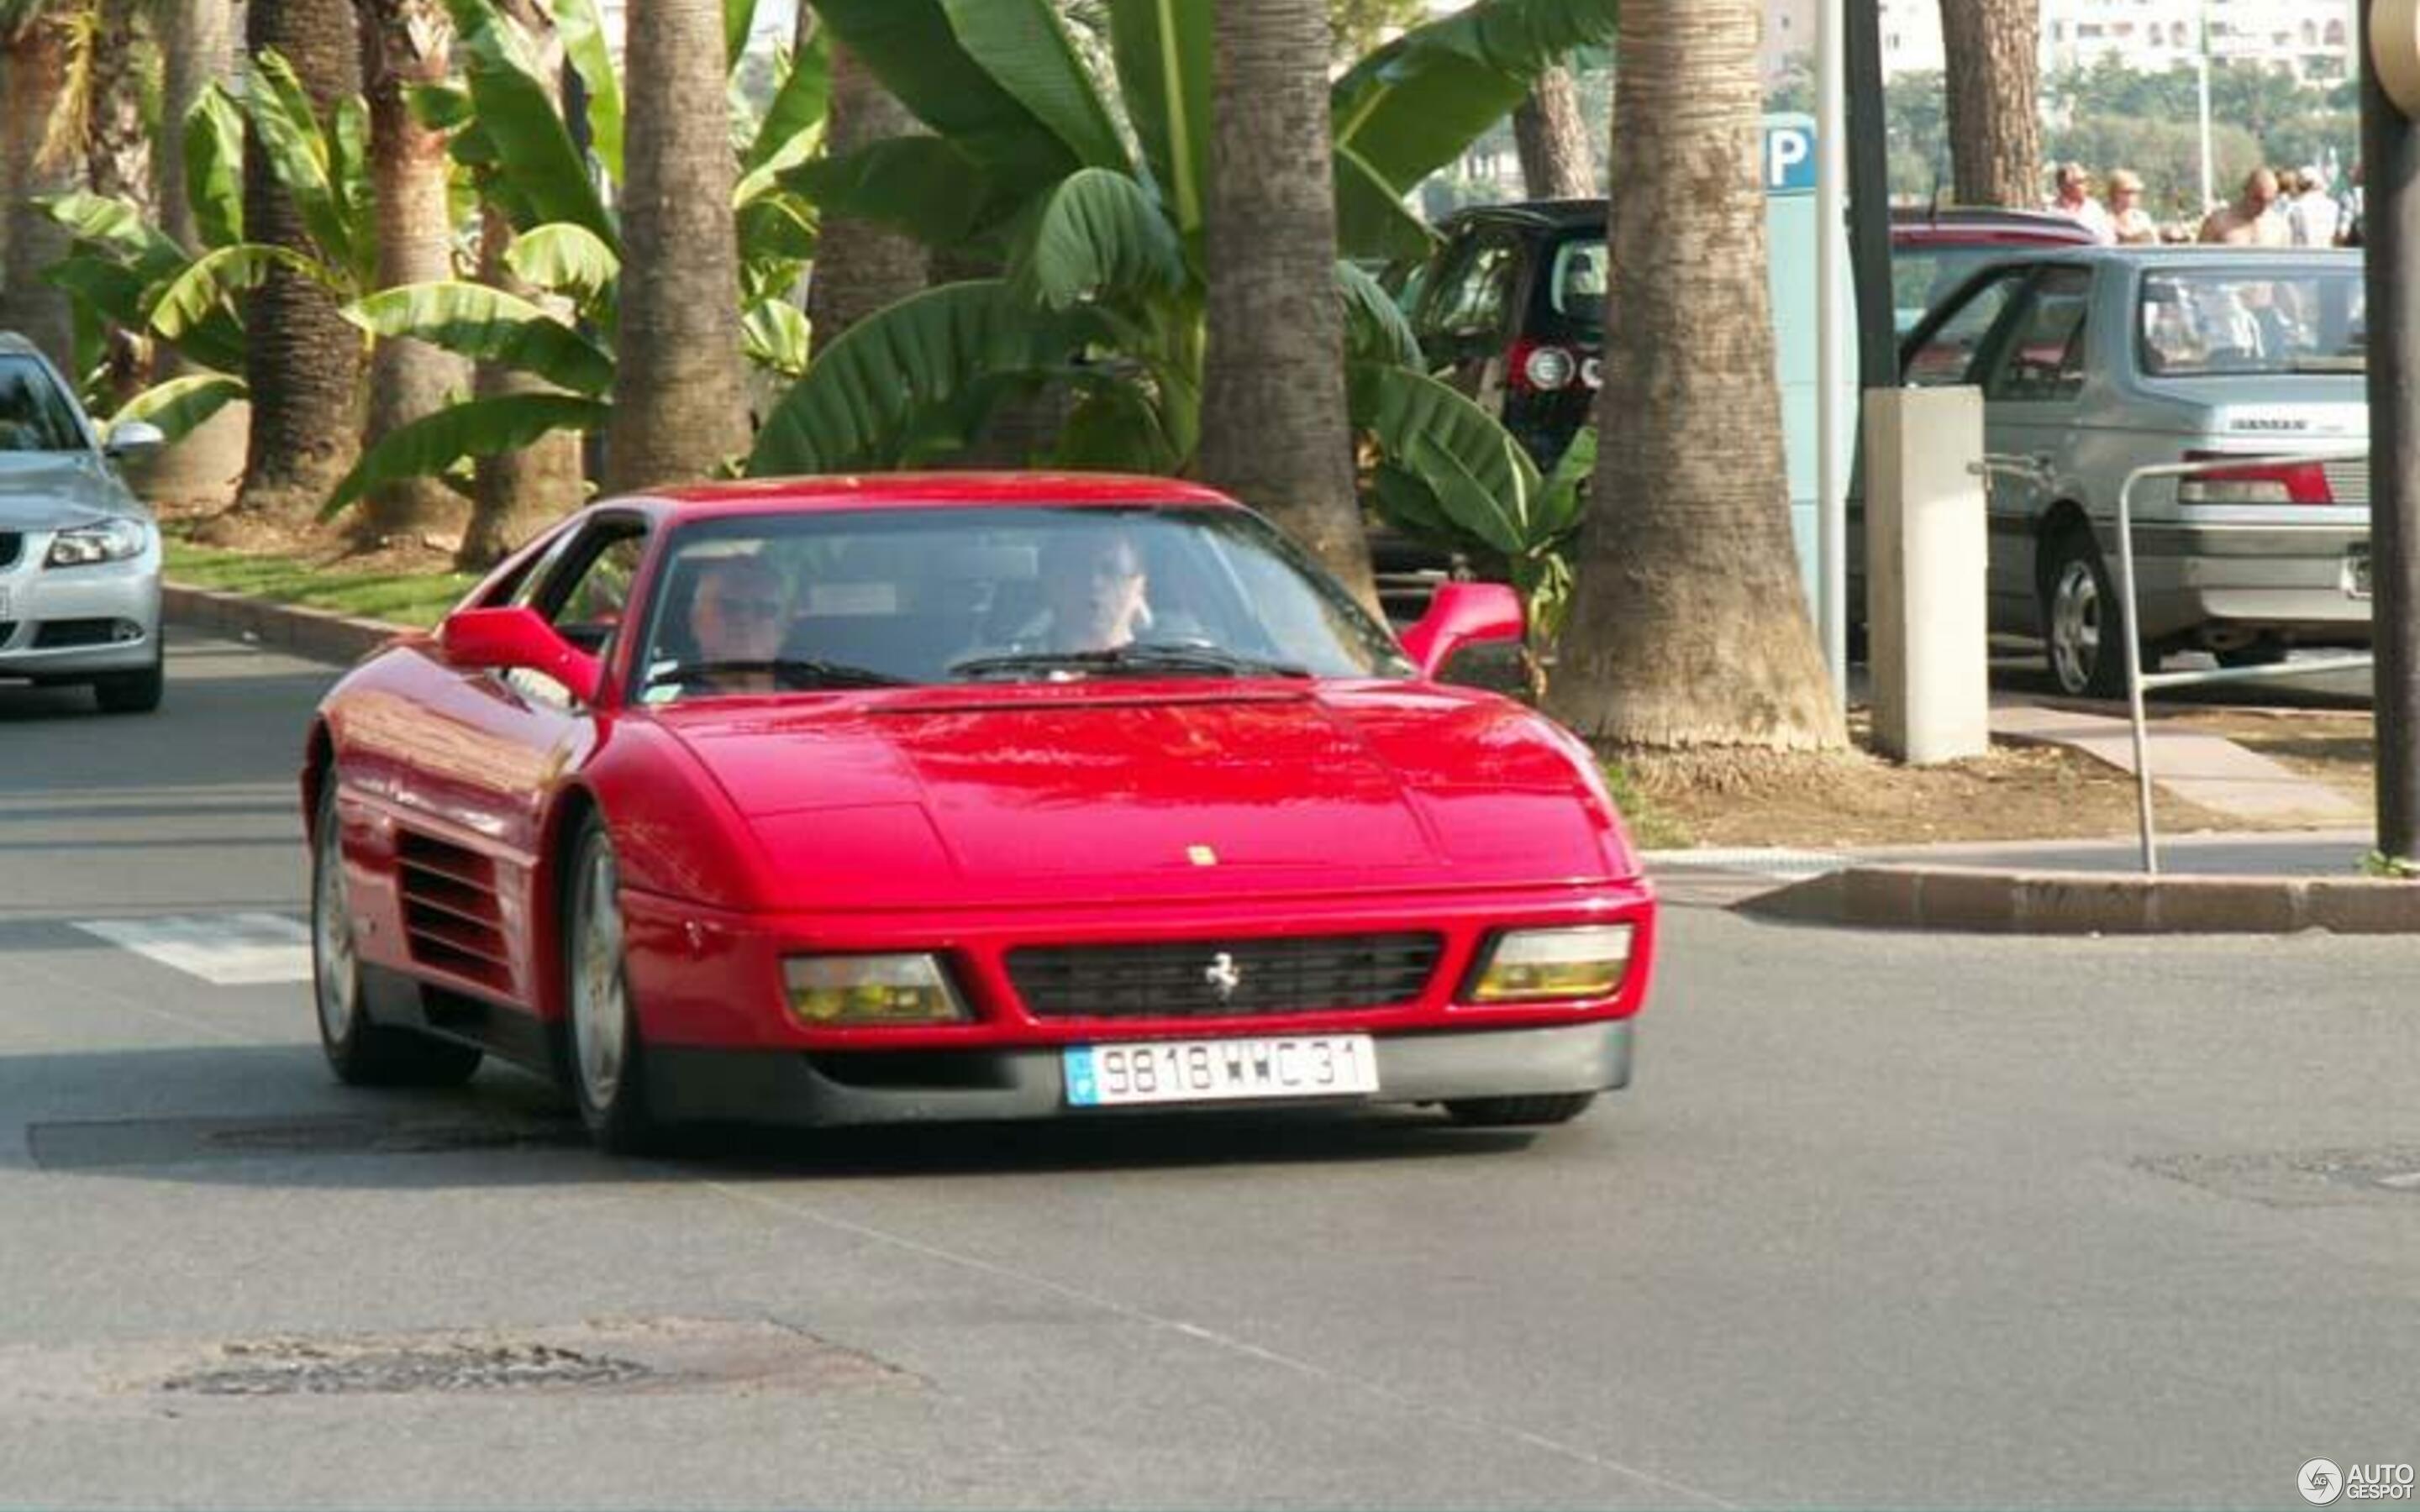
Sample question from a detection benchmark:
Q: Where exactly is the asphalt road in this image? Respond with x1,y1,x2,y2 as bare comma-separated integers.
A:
2,634,2415,1510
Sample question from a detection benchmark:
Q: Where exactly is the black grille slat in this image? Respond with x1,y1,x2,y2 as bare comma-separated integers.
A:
32,618,118,649
1008,933,1443,1020
0,533,19,569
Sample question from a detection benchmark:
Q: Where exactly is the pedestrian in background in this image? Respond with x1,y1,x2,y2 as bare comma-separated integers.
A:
2045,161,2115,243
2198,168,2289,246
2107,170,2158,244
2287,165,2341,247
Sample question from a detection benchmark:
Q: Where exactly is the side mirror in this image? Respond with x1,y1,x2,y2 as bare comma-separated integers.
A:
1399,581,1525,680
103,420,166,461
440,606,603,705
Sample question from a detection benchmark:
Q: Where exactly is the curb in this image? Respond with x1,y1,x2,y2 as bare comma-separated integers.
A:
162,582,410,667
1741,864,2420,935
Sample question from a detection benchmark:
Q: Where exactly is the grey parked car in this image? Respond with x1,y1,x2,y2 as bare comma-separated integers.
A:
1891,246,2369,698
0,333,166,713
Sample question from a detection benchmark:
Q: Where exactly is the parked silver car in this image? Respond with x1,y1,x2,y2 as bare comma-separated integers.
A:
0,333,166,713
1892,246,2368,698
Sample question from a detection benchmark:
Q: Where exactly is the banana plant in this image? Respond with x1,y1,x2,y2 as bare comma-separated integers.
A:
322,1,829,511
39,55,375,440
750,0,1613,540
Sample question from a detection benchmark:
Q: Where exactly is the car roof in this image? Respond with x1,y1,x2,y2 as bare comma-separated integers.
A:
1888,204,2100,244
638,471,1242,518
0,333,48,358
2028,244,2363,270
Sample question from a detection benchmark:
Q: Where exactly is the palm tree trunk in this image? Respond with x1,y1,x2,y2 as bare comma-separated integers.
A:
802,34,929,350
459,0,579,570
1197,0,1373,606
604,0,748,492
85,0,155,413
1544,0,1844,751
150,0,249,508
228,0,364,531
1513,63,1596,200
350,0,466,548
0,13,81,373
1939,0,2040,207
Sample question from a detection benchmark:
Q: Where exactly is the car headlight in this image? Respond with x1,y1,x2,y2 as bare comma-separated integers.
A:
45,518,150,568
1467,925,1634,1004
785,953,970,1026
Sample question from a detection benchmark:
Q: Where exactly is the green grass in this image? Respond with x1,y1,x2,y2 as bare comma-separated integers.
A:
164,538,478,629
1602,760,1691,851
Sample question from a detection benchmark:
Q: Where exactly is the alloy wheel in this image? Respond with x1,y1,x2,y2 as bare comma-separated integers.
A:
2049,558,2102,696
313,809,359,1045
570,840,629,1113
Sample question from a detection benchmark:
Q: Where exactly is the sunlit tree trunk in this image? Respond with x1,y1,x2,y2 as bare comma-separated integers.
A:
151,0,249,508
227,0,364,532
1514,62,1595,199
351,0,466,547
0,11,80,372
1939,0,2040,207
604,0,747,491
1545,0,1845,750
1197,0,1373,606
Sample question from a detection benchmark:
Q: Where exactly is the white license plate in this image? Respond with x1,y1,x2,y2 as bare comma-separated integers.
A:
2349,543,2372,600
1063,1034,1379,1108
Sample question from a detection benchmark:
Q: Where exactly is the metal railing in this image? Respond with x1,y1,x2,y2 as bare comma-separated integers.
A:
2111,449,2374,874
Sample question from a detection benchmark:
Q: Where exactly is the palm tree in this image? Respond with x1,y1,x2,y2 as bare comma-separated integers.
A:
1197,0,1373,606
603,0,747,492
227,0,365,531
0,2,80,370
1939,0,2041,207
150,0,249,507
352,0,466,545
802,26,927,349
1545,0,1844,751
1514,62,1595,199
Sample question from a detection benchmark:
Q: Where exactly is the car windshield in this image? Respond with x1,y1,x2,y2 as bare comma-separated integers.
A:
0,359,87,452
2139,267,2366,377
1891,244,2033,334
633,505,1415,701
1549,238,1607,333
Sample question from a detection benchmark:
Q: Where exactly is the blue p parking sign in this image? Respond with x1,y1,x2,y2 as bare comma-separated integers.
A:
1765,118,1817,197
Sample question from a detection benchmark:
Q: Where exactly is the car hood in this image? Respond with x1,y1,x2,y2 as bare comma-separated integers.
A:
0,453,135,529
655,685,1633,909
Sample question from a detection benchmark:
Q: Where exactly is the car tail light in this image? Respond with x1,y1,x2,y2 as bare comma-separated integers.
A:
1507,339,1579,393
2178,450,2334,505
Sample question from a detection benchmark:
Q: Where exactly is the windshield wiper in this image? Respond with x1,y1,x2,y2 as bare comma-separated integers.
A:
652,657,912,690
949,643,1313,681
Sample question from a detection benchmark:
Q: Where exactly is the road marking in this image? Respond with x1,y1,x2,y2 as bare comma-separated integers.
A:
71,913,311,986
1644,847,1851,879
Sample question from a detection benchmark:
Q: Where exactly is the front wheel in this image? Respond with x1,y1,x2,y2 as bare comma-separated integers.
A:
1442,1093,1597,1127
92,642,164,714
2040,532,2133,701
559,812,665,1155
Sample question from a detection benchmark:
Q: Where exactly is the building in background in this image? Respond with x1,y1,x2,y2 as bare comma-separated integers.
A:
1764,0,2354,85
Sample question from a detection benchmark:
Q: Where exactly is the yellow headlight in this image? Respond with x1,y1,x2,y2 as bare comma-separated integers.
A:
785,954,970,1026
1470,925,1634,1003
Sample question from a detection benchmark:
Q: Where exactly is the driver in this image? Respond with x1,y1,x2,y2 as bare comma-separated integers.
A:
1022,530,1150,653
682,554,790,693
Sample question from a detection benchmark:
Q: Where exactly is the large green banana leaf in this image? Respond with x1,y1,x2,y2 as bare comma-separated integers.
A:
1006,168,1183,312
44,255,150,331
749,281,1081,475
1334,145,1441,262
786,138,1017,249
725,0,756,71
107,372,247,444
938,0,1127,174
739,28,829,182
182,85,246,248
1349,360,1544,559
450,0,618,247
1330,0,1616,255
548,0,623,183
808,0,1088,193
1337,260,1421,368
39,192,187,284
742,297,813,379
324,393,612,516
345,282,616,395
503,223,620,307
149,244,333,342
1106,0,1210,243
245,50,359,277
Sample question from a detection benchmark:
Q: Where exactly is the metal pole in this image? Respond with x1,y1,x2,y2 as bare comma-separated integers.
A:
2198,0,2215,213
2361,0,2420,870
1817,0,1848,705
1844,0,1897,390
2114,470,2160,874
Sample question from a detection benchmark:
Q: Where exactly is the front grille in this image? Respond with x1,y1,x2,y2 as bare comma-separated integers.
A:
1007,933,1444,1020
2323,460,2370,506
0,533,19,569
32,618,118,649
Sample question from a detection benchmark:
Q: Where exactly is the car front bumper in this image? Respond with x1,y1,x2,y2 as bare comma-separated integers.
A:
641,1021,1634,1127
0,538,162,680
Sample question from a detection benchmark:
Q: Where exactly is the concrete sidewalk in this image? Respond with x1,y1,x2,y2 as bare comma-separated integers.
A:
1990,696,2366,826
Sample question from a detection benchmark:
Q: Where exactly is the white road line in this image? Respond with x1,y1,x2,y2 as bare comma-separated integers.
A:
70,913,312,986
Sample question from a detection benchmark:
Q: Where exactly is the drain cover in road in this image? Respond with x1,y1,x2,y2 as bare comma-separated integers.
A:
2136,1146,2420,1207
71,913,311,985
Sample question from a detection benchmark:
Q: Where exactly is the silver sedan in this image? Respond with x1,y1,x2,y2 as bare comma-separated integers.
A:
1894,246,2368,699
0,333,166,714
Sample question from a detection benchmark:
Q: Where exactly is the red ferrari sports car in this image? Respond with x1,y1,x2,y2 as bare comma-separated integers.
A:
303,474,1658,1152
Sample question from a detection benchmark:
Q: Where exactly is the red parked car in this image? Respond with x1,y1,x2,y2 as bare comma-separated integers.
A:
304,474,1657,1152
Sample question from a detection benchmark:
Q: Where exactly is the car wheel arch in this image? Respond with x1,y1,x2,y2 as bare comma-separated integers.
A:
302,722,337,845
534,784,602,1024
